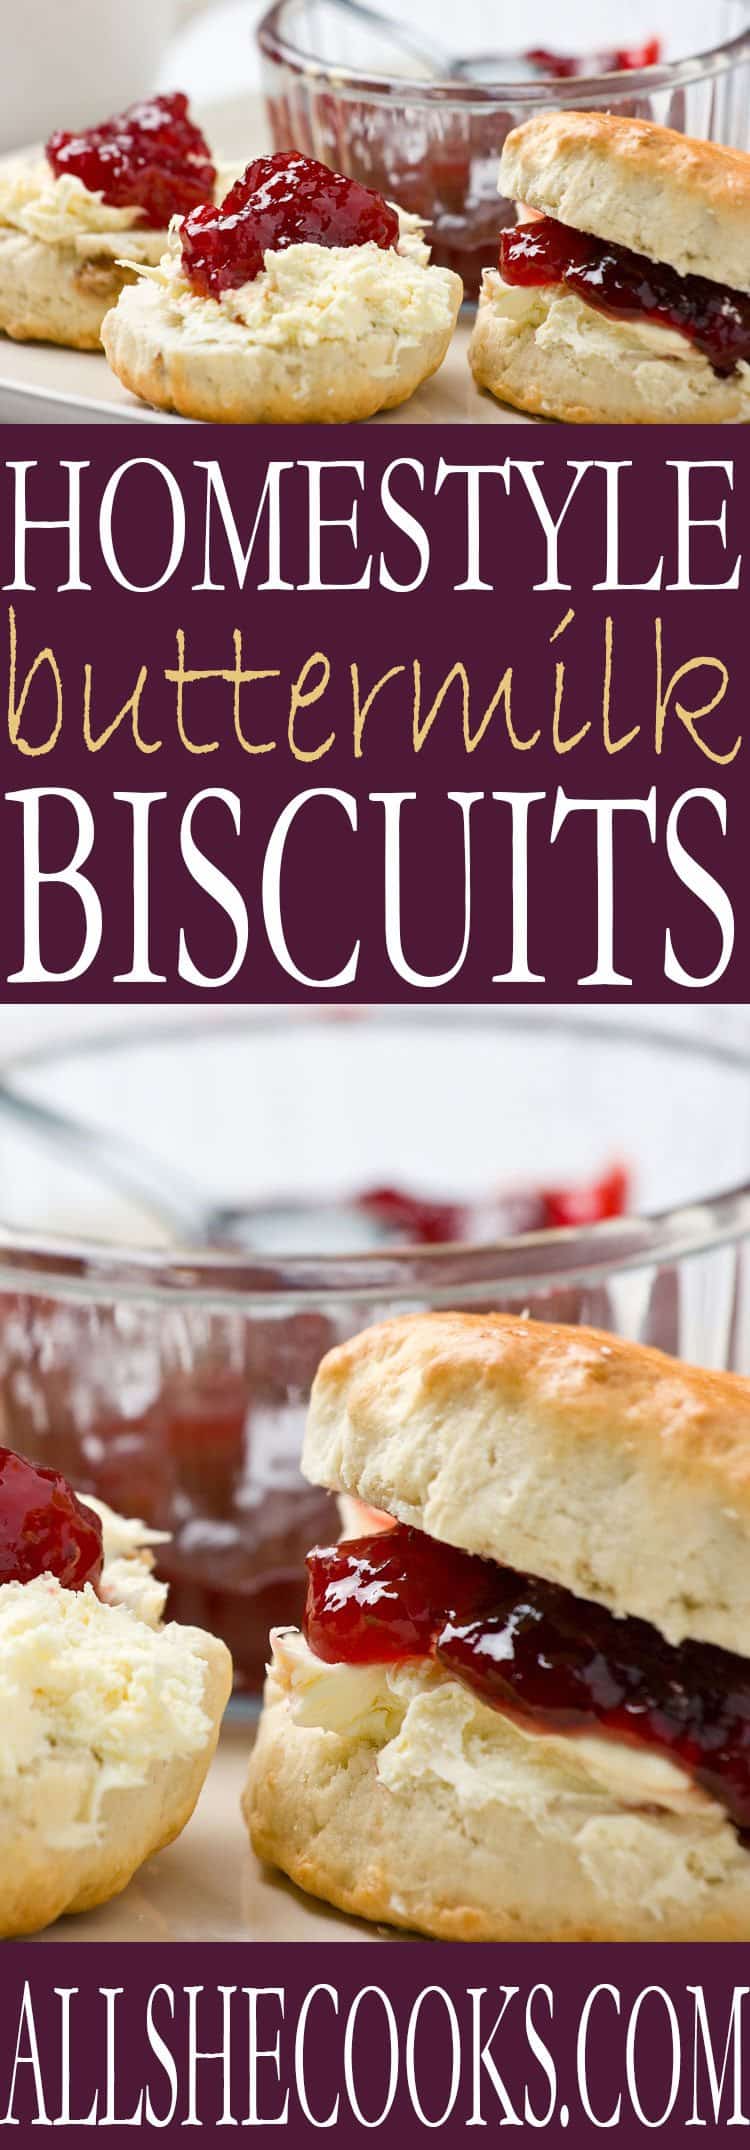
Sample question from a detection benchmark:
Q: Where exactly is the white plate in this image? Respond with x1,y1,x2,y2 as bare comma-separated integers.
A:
0,96,535,426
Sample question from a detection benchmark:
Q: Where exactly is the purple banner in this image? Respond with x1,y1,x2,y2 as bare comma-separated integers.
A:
2,1941,750,2137
0,424,746,1000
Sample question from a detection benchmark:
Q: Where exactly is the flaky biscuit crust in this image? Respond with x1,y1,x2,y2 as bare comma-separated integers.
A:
305,1311,750,1650
0,227,151,350
101,271,461,423
469,291,750,423
0,1630,231,1938
500,113,750,291
245,1672,750,1941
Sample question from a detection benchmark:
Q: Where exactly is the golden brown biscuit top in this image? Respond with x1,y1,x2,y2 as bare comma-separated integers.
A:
312,1309,750,1495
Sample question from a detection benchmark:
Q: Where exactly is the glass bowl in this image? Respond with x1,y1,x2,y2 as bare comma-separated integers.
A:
0,1008,749,1691
257,0,750,294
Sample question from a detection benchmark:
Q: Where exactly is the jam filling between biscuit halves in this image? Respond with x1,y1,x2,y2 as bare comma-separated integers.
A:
500,216,750,378
304,1523,750,1838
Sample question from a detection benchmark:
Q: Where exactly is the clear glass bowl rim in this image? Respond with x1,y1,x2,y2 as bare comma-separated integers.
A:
257,0,750,105
1,1010,750,1309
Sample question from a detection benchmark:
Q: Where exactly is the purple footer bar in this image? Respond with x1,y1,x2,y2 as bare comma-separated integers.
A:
0,1940,748,2138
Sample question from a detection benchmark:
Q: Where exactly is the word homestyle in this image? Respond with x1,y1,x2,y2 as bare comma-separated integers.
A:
0,454,745,597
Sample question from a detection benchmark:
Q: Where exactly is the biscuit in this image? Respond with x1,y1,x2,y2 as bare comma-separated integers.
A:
0,1625,230,1938
469,277,750,424
499,113,750,292
0,1503,232,1937
245,1636,750,1941
0,158,242,350
101,234,463,423
304,1311,750,1651
470,114,750,424
0,224,162,351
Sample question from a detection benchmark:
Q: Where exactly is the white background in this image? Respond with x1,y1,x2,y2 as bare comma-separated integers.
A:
0,0,705,152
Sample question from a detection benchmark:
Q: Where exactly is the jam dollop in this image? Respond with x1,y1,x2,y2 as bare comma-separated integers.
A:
181,152,400,298
46,93,216,231
500,214,750,378
0,1446,103,1591
305,1524,750,1836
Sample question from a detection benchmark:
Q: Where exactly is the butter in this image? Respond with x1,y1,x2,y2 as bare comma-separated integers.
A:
0,161,142,244
484,272,696,361
272,1627,405,1743
271,1628,715,1823
0,156,243,257
123,211,453,360
86,1494,169,1630
0,1576,212,1844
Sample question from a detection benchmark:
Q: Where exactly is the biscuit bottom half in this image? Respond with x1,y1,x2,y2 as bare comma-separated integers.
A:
0,227,154,351
469,274,750,426
102,247,463,425
245,1632,750,1941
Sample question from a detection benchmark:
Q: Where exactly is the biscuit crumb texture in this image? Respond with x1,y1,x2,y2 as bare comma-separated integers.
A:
245,1632,750,1940
0,1502,232,1936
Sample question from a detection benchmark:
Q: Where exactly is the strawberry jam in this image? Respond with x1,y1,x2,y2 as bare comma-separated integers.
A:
500,215,750,378
181,153,400,298
525,40,660,77
305,1524,750,1837
46,93,215,230
356,1163,629,1245
0,1446,103,1591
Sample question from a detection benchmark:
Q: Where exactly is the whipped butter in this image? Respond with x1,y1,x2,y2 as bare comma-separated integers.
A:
0,1577,212,1842
0,161,142,243
0,1496,212,1848
124,213,456,358
86,1494,169,1629
482,270,750,403
271,1627,716,1822
0,157,243,260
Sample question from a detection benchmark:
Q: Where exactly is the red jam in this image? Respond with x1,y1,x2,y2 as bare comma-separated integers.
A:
305,1524,750,1837
540,1162,629,1230
46,93,216,231
525,40,660,77
0,1446,103,1591
181,153,400,298
500,214,750,379
356,1164,629,1245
